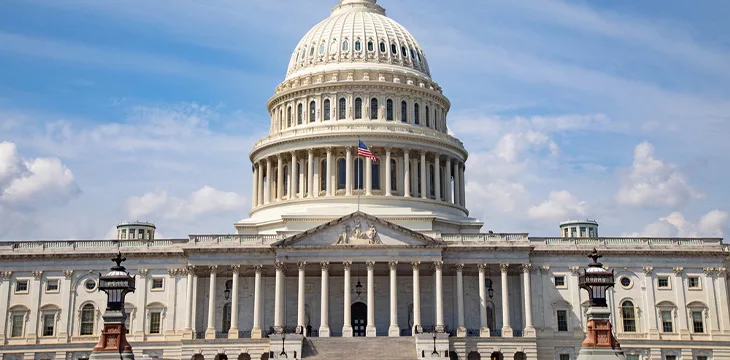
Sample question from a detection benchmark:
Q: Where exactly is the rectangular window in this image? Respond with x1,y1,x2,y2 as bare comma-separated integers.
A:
11,314,24,337
149,312,161,334
697,356,708,360
666,356,676,360
15,280,29,293
626,355,639,360
658,276,670,288
43,313,55,336
46,279,59,292
688,276,701,289
661,311,673,333
692,311,704,333
557,310,568,331
151,278,164,290
559,354,570,360
554,276,566,287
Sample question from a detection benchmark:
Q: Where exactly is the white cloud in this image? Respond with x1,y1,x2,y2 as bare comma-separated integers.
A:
528,190,587,221
616,141,703,208
126,186,247,222
627,210,729,237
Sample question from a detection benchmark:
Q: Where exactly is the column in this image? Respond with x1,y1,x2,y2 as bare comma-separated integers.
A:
298,159,305,199
459,163,466,207
320,262,331,337
205,265,217,339
420,151,427,199
276,155,284,202
314,155,320,198
412,262,421,334
365,157,373,196
289,152,297,200
257,161,264,206
673,267,690,337
453,162,461,206
135,269,148,336
366,261,376,337
456,264,466,337
445,158,452,203
715,268,730,333
264,158,272,204
522,264,536,336
26,271,42,340
434,261,444,332
385,148,392,196
642,267,659,337
274,261,285,333
343,261,353,337
346,147,353,196
228,265,240,338
704,268,720,334
388,261,400,336
0,272,10,342
251,165,259,208
251,265,263,338
403,149,411,197
326,147,333,196
165,269,179,335
434,155,441,201
307,149,314,198
500,264,513,337
184,266,196,336
478,264,490,337
57,271,73,340
297,262,307,334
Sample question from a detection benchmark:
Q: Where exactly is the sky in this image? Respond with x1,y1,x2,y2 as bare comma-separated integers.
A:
1,0,729,240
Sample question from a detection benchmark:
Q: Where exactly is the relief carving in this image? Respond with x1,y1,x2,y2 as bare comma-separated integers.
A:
334,220,381,245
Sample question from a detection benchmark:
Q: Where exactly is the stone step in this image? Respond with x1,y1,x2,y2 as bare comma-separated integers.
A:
302,337,416,359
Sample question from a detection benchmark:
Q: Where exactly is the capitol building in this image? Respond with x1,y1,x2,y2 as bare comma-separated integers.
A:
1,1,729,360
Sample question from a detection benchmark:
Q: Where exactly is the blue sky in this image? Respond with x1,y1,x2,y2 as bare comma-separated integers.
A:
1,0,729,240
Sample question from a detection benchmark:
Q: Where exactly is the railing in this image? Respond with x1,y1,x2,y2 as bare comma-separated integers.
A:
215,331,227,339
195,331,205,339
8,239,187,252
441,233,529,242
538,237,722,248
466,329,480,337
188,234,281,245
513,329,523,337
239,330,251,338
401,328,413,336
490,329,501,337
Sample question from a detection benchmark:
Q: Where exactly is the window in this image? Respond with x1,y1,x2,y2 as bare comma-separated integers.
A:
151,278,164,290
661,310,673,333
554,276,566,287
85,279,97,291
342,40,349,51
429,165,435,197
367,41,374,52
11,314,24,337
297,103,303,125
401,46,407,57
401,101,408,123
557,310,568,331
283,165,289,196
697,356,708,360
426,106,430,127
666,356,677,360
149,311,162,334
46,279,59,292
310,46,315,57
43,313,55,336
287,106,292,127
410,48,416,60
319,43,325,55
309,101,316,123
386,99,393,121
337,159,346,190
620,277,631,288
80,304,95,335
414,103,420,124
355,40,361,51
338,98,346,120
391,43,397,55
658,276,670,289
688,276,701,289
323,100,331,121
390,159,397,192
354,159,364,190
486,303,495,331
559,355,570,360
222,302,231,332
621,301,636,332
355,98,362,119
320,160,327,192
692,311,704,333
370,98,378,120
15,280,28,293
626,355,639,360
380,42,386,53
372,160,380,190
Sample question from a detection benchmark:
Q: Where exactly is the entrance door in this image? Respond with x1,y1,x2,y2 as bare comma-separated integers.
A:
351,302,367,337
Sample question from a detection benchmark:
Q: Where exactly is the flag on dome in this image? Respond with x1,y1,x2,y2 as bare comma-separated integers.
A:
357,140,377,162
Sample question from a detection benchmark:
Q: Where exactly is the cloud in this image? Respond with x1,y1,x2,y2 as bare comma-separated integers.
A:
126,186,247,222
626,210,729,237
616,141,703,208
528,190,587,221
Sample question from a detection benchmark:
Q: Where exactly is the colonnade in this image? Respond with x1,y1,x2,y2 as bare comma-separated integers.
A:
251,147,466,209
182,262,534,339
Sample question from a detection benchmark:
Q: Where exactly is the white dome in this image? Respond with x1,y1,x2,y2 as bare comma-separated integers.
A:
285,0,431,80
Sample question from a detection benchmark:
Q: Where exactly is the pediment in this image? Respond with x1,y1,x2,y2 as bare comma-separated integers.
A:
272,211,441,248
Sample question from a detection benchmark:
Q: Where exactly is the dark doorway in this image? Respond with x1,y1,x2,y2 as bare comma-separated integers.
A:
351,302,367,337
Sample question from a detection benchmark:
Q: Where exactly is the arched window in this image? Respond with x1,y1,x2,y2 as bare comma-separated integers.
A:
417,160,422,195
338,98,347,120
297,103,303,125
222,302,231,332
283,165,289,196
429,164,435,198
380,42,386,53
370,98,378,120
372,160,380,190
319,43,325,55
320,159,327,193
410,48,416,60
621,301,636,332
391,44,397,55
390,159,397,192
310,46,315,57
309,101,316,123
342,40,349,52
368,41,374,52
401,101,408,123
324,99,331,121
287,106,292,127
426,106,430,127
401,46,407,57
337,159,346,190
414,103,420,124
355,40,361,51
354,158,364,190
80,304,95,335
355,98,362,119
386,99,394,121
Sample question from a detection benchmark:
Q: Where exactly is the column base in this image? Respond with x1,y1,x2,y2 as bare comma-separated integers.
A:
366,325,377,337
228,328,239,339
389,325,401,337
522,325,536,337
319,326,330,337
480,327,491,338
456,326,467,337
342,325,353,337
502,326,513,338
182,328,194,340
205,328,216,340
251,327,263,339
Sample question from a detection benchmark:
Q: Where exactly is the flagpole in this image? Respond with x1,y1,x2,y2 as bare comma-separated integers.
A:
357,137,360,212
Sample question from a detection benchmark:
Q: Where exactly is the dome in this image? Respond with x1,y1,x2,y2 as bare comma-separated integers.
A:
285,0,431,80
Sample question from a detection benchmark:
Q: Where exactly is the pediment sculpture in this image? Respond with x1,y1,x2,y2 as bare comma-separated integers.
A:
335,220,382,245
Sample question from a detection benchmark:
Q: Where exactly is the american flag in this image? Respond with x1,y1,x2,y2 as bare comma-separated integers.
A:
357,140,377,162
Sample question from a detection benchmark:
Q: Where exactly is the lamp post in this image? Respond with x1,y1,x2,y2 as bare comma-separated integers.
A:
576,249,626,360
90,252,136,360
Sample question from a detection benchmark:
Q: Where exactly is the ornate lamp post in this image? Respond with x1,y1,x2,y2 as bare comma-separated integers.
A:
90,252,136,360
576,249,625,360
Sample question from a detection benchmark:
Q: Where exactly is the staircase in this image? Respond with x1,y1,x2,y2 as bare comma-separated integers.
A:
302,337,417,359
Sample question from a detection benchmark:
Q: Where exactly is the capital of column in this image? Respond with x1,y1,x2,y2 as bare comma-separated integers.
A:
321,262,331,271
717,267,728,276
231,265,241,274
1,271,12,280
703,267,716,276
138,268,149,277
168,268,179,277
672,267,684,276
63,270,73,279
276,153,282,160
33,271,43,280
186,264,197,275
388,261,398,271
499,264,509,273
642,266,654,276
568,266,580,275
297,262,307,271
411,261,420,270
343,261,352,270
307,148,314,155
254,265,264,274
290,151,297,158
209,265,218,273
275,261,286,272
326,146,333,152
433,261,444,271
403,148,410,155
366,261,376,270
477,264,487,273
539,265,550,274
521,264,533,273
455,264,464,272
